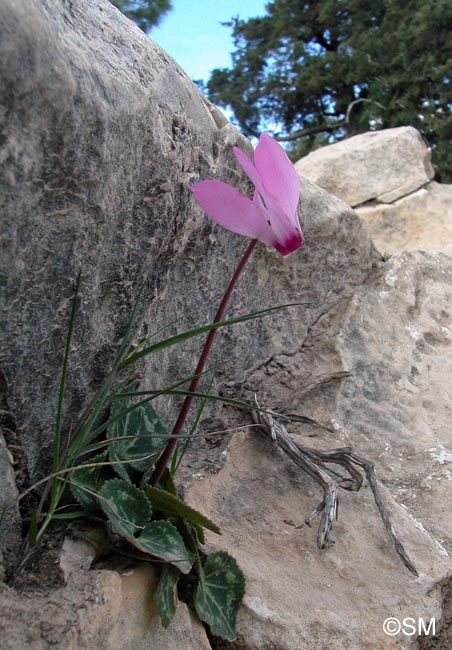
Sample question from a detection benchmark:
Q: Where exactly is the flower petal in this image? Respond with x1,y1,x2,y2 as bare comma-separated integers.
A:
191,180,274,245
233,146,266,198
273,231,304,256
254,192,304,256
254,133,301,224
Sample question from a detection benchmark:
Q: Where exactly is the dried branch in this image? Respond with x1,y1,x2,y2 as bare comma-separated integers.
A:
252,402,418,576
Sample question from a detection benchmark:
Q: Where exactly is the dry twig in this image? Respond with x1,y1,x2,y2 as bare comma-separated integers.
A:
252,401,418,576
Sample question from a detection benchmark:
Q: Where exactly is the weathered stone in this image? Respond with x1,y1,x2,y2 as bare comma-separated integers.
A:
189,434,449,650
3,1,450,648
0,434,20,574
240,250,452,557
357,182,452,255
295,127,434,206
295,128,452,256
0,0,379,492
0,536,212,649
187,250,452,650
0,371,23,572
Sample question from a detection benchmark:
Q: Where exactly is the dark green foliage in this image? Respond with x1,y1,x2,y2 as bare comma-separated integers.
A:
134,520,194,573
99,478,151,537
154,565,180,627
107,396,167,477
160,468,177,496
145,485,222,535
110,0,172,32
22,280,247,635
71,452,108,511
195,552,246,641
208,0,452,180
71,412,243,632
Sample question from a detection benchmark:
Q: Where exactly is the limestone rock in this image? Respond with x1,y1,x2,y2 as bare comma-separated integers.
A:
188,433,449,650
239,250,452,558
0,0,378,492
187,250,452,650
295,127,452,256
356,182,452,255
0,536,212,649
0,434,20,575
295,127,434,206
3,1,450,648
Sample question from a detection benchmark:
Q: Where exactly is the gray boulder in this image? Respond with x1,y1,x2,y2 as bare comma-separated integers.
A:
0,0,377,545
295,126,434,206
2,1,451,649
295,126,452,254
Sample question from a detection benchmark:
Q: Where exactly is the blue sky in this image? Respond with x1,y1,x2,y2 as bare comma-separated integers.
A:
151,0,269,81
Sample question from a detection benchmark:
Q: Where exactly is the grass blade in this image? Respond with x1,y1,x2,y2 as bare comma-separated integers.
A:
114,388,276,417
51,271,81,506
67,284,145,458
120,302,308,369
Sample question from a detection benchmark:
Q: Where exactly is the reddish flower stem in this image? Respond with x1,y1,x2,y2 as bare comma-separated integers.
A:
149,238,258,486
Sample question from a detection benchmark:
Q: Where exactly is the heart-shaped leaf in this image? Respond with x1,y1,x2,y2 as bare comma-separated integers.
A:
195,552,245,641
134,520,193,574
154,565,180,628
99,479,151,538
107,397,167,477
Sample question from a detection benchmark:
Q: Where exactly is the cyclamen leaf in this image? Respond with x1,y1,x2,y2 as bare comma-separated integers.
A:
98,482,192,573
99,479,151,538
182,521,204,588
154,565,180,628
195,552,245,641
107,397,167,477
133,520,193,574
70,452,107,511
145,486,221,535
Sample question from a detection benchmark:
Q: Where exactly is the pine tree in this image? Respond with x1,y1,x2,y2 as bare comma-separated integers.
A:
207,0,452,180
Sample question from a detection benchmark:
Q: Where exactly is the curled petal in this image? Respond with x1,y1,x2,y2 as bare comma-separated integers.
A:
233,146,266,198
192,134,304,257
254,133,301,225
191,180,274,245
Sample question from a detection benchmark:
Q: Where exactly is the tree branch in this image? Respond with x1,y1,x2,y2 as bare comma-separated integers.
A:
275,98,386,143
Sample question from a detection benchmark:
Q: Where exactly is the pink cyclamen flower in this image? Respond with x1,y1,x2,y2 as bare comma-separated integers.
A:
191,133,304,256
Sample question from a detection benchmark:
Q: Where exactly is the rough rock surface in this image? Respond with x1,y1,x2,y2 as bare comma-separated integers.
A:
358,182,452,255
0,0,378,530
1,1,451,649
295,127,452,255
187,250,452,649
0,432,20,574
0,535,212,650
188,434,449,650
295,127,434,206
